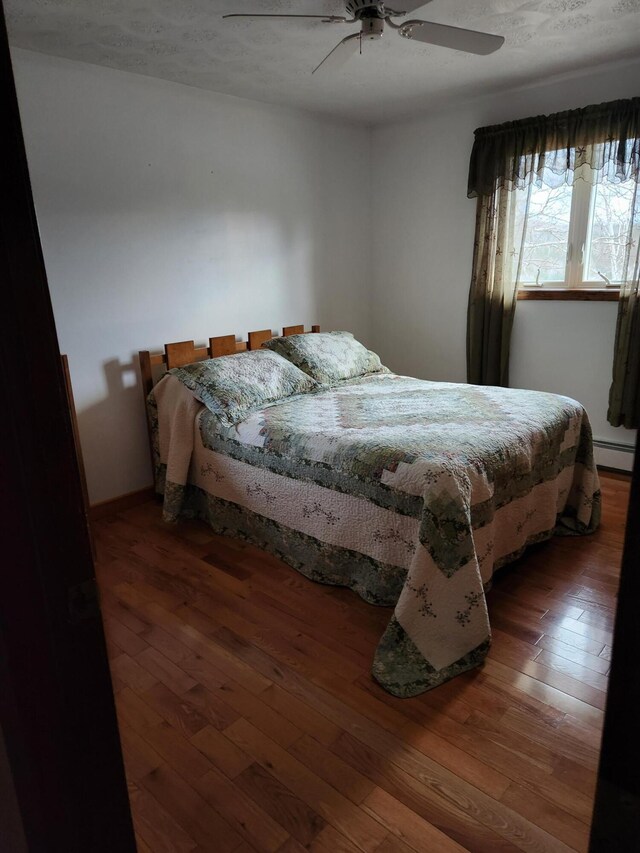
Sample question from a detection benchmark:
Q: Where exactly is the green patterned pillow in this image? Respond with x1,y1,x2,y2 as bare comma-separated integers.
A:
170,349,319,427
263,331,389,385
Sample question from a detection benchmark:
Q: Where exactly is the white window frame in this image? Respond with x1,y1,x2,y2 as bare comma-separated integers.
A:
565,176,599,289
519,147,627,292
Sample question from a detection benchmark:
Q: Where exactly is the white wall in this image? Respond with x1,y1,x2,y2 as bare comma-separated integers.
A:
12,49,637,502
371,58,640,470
12,49,372,503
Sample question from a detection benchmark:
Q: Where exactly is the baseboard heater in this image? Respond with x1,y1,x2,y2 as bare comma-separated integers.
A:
593,438,635,454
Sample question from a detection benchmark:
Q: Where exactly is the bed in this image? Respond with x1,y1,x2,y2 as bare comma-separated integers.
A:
139,325,600,697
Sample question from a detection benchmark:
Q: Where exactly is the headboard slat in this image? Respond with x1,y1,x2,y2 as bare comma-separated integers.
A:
209,334,237,357
283,325,304,337
165,340,197,370
247,329,273,351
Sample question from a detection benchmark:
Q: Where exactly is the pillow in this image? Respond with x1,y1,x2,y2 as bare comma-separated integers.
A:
169,349,318,427
263,331,388,385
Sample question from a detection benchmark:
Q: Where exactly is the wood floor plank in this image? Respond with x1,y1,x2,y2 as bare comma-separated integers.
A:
390,708,592,825
532,650,609,692
354,672,474,728
500,708,599,770
110,653,159,693
113,581,272,695
234,762,326,847
540,613,612,649
104,614,150,657
407,708,554,776
411,671,564,729
181,682,241,732
499,782,591,852
361,787,468,852
217,679,304,748
135,645,200,695
128,780,198,853
557,714,603,752
213,625,407,735
568,584,619,608
102,587,152,634
331,729,523,852
302,824,368,853
575,607,616,632
552,754,598,800
119,722,163,781
200,617,589,849
134,833,155,853
391,716,512,800
94,471,627,853
259,684,342,747
140,763,243,852
195,767,290,852
341,714,579,850
481,660,605,726
144,602,274,695
459,712,594,821
530,621,605,657
275,839,308,853
533,634,610,675
226,718,389,852
373,835,428,853
189,725,254,779
136,719,213,785
140,682,211,737
287,734,377,805
116,686,164,731
250,587,376,661
599,645,613,662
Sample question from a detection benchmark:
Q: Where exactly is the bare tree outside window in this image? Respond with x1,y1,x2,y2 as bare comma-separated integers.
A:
586,180,639,285
519,183,572,284
516,142,638,289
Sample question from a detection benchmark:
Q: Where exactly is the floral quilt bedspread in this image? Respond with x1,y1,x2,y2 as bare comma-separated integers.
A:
150,373,600,697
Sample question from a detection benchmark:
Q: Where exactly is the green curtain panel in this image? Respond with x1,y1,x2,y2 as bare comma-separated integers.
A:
468,98,640,198
466,97,640,426
466,184,530,386
608,177,640,429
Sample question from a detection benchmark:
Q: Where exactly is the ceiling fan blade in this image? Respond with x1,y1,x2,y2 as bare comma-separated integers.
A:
312,32,361,74
386,1,434,15
398,19,504,55
222,14,351,23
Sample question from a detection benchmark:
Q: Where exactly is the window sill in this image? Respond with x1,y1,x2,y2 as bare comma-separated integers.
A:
517,288,619,301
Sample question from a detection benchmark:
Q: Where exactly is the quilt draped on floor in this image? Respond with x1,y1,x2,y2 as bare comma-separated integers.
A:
149,373,600,697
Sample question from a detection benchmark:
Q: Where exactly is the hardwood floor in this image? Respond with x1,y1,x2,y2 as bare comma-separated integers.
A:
94,472,629,853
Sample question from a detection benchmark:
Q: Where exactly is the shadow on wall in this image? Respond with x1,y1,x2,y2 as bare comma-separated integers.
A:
74,356,153,506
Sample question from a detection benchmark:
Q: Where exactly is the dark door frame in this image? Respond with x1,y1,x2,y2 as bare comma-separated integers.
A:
0,2,135,849
589,431,640,850
1,0,638,848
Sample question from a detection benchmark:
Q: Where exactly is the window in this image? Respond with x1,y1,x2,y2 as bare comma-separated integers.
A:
517,145,639,292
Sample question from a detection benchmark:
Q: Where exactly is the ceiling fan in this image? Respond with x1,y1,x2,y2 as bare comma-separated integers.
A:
223,1,505,74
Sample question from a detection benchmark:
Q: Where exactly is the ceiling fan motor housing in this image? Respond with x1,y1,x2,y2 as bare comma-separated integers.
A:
362,17,384,39
345,1,385,19
346,0,386,39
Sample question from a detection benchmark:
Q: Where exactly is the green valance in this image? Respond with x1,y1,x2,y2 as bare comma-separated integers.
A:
468,97,640,198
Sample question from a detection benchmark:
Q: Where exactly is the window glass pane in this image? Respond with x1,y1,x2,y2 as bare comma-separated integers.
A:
518,182,572,284
585,178,639,285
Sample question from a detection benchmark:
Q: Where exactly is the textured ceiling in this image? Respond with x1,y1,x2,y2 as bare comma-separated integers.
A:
6,0,640,123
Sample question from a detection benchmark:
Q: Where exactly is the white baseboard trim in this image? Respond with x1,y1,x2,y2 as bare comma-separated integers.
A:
594,438,635,473
89,486,156,521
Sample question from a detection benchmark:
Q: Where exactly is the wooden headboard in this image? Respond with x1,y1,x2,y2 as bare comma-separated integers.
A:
138,324,320,473
138,324,320,399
